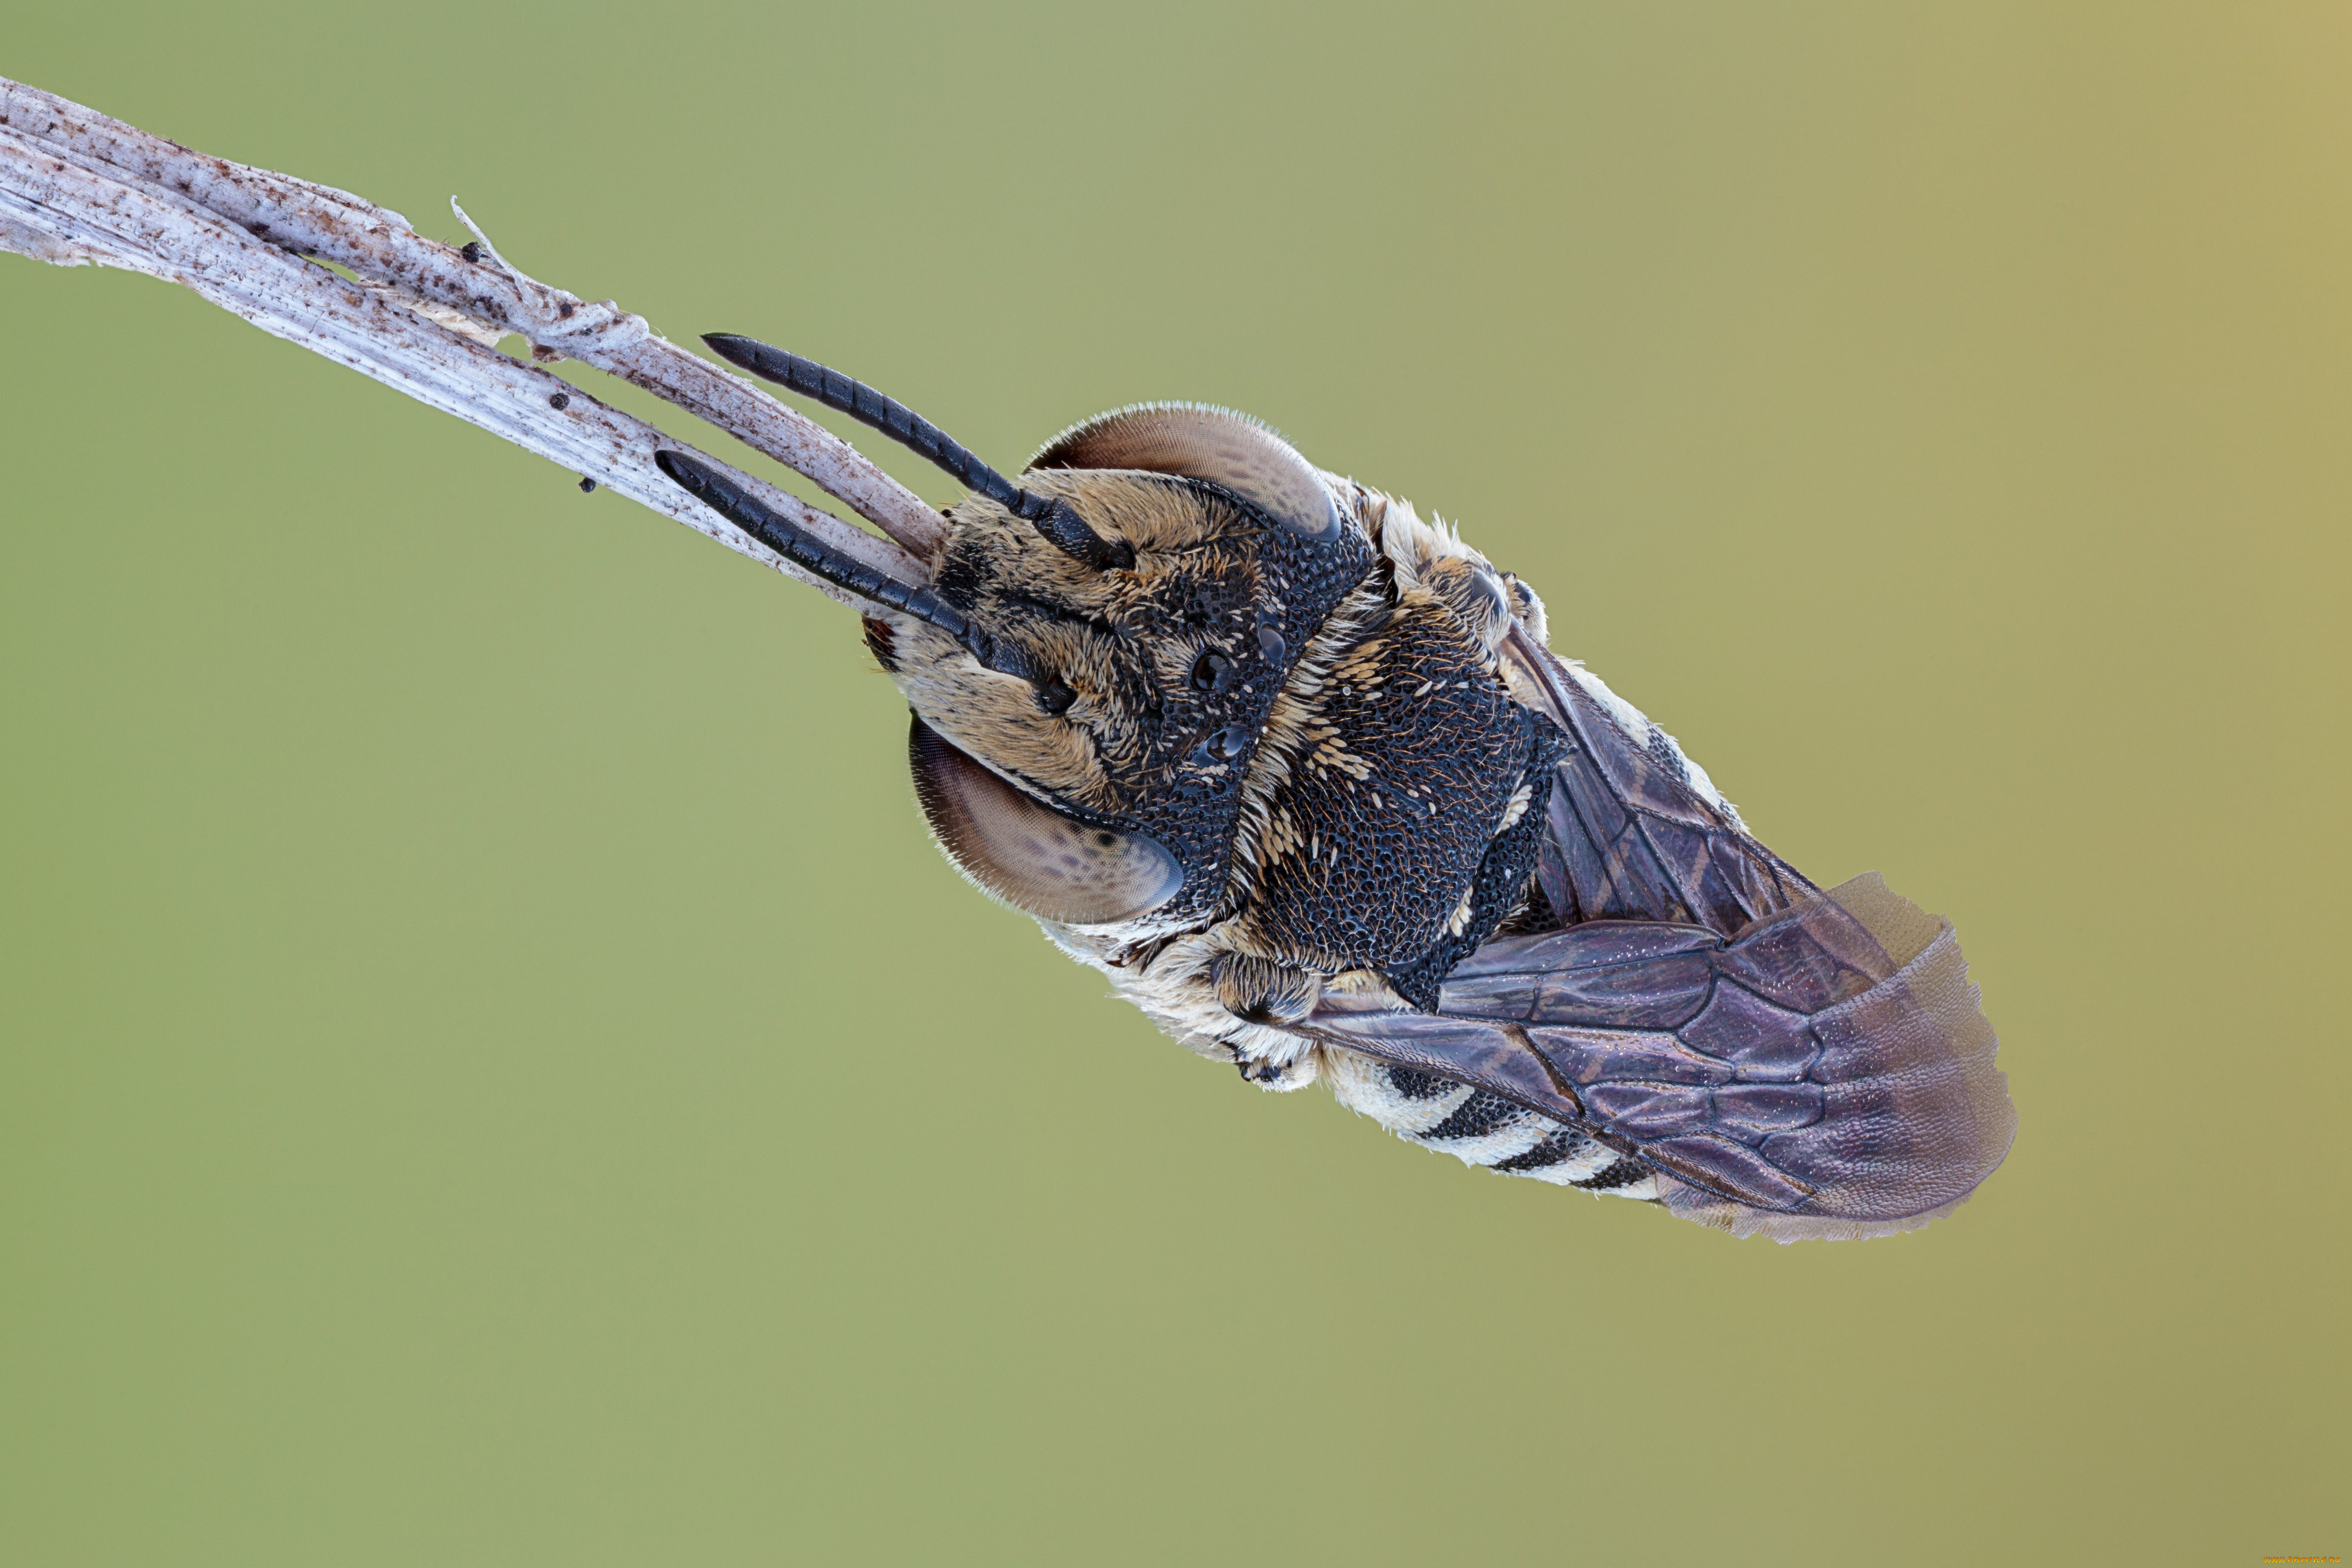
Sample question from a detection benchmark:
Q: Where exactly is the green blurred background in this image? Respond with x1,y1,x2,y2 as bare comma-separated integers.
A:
2,5,2344,1564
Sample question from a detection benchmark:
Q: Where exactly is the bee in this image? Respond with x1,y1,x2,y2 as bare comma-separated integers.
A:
659,334,2016,1242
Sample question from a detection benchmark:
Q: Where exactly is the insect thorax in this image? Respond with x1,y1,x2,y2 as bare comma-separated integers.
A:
876,468,1561,1089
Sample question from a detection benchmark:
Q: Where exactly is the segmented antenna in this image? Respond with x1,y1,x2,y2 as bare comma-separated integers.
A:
652,451,998,663
702,334,1134,571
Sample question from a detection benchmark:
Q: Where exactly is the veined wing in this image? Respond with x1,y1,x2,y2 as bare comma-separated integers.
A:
1305,874,2015,1241
1500,623,1811,936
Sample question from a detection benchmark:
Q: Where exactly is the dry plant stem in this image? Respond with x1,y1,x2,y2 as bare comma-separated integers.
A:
0,126,877,609
0,77,946,602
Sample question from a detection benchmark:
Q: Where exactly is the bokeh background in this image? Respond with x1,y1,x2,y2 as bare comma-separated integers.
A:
3,5,2344,1564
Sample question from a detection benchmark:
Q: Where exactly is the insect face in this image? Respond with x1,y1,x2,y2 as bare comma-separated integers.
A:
882,465,1377,936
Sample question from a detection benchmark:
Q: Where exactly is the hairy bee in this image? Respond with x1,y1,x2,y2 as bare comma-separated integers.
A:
659,335,2016,1242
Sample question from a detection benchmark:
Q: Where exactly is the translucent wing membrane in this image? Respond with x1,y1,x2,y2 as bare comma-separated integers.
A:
1308,874,2014,1239
1499,625,1813,935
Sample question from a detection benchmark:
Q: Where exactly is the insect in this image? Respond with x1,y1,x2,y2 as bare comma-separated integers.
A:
0,76,2012,1243
653,333,2016,1242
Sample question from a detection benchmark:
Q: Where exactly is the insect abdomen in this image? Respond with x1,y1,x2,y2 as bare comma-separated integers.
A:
1323,1052,1659,1198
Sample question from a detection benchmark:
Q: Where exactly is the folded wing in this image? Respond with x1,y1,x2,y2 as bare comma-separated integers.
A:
1499,624,1812,937
1308,874,2016,1240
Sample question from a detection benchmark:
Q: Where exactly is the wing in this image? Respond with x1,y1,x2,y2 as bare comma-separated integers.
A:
1304,873,2016,1241
1499,623,1812,937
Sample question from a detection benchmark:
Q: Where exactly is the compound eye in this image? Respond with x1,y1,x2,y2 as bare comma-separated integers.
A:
908,717,1182,925
1028,404,1343,543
